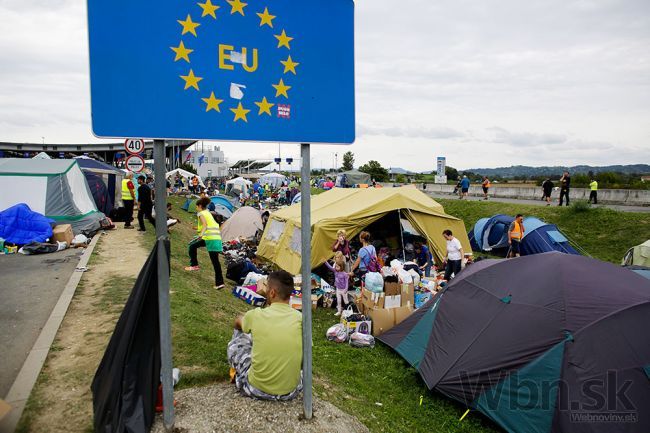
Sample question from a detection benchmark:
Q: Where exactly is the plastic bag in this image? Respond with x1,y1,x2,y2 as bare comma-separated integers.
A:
242,272,265,286
349,332,375,348
326,323,348,343
364,272,384,293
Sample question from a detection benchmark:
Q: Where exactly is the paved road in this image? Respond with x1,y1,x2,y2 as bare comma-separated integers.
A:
424,191,650,213
0,248,84,398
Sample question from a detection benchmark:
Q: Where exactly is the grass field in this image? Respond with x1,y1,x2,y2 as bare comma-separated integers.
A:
152,195,649,433
162,197,499,433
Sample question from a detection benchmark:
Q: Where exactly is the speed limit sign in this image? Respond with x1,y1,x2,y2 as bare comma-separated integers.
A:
124,138,145,155
125,155,145,173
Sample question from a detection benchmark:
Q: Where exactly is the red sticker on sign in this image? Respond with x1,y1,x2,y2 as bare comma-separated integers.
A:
277,104,291,119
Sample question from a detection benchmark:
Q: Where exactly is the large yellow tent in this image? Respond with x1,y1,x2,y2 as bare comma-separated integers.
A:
257,186,472,274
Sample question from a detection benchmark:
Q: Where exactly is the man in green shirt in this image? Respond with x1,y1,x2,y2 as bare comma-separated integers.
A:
228,270,303,400
588,179,598,204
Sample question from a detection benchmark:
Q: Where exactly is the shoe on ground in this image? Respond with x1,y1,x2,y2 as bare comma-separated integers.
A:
167,219,178,227
334,311,341,316
214,284,225,290
124,225,134,229
137,229,145,232
184,266,200,271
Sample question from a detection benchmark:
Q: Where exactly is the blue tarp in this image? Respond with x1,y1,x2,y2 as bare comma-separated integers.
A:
0,203,54,245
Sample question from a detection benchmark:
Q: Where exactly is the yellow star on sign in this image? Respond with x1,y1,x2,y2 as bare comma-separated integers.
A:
227,0,247,16
230,102,251,122
274,29,293,49
178,14,200,37
280,55,299,75
254,97,275,116
197,0,220,19
170,41,193,63
201,92,224,112
272,78,291,98
180,69,203,90
257,7,276,27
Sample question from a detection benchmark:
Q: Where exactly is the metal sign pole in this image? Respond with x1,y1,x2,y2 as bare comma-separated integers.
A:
153,139,175,429
300,143,313,419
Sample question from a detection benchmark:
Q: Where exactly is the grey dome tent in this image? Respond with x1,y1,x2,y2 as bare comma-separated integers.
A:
380,252,650,433
0,158,104,235
335,170,371,187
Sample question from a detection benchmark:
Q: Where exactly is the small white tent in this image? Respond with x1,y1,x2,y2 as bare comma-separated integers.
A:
259,172,287,189
166,168,205,188
225,177,252,197
0,159,104,234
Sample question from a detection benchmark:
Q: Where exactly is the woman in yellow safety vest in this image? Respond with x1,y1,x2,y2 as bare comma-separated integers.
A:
185,197,225,289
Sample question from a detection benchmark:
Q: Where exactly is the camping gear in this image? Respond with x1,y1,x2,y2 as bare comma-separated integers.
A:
349,332,375,348
622,239,650,267
364,272,384,292
92,241,166,433
225,177,253,198
257,186,471,274
469,214,580,256
76,157,124,214
379,252,650,433
52,224,74,246
166,168,205,189
336,170,372,187
232,286,266,307
220,206,264,242
326,323,348,343
0,203,54,245
259,172,287,189
19,241,67,255
0,158,104,235
210,194,238,212
625,265,650,280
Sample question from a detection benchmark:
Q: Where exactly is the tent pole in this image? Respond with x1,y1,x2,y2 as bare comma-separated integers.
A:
153,139,174,430
398,208,406,261
300,143,313,420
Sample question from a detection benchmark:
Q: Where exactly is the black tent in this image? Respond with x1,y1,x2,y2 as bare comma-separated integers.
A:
91,242,167,433
380,253,650,433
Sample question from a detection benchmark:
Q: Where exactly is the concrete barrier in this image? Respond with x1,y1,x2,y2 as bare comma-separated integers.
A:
416,184,650,206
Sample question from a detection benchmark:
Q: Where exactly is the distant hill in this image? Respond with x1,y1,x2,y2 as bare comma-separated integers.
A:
462,164,650,178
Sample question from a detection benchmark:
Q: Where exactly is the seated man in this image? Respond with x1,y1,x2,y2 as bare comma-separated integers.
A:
228,270,303,401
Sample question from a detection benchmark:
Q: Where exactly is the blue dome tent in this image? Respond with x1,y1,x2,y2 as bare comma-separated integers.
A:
469,215,580,256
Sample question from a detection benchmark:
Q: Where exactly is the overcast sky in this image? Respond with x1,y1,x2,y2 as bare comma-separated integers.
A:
0,0,648,171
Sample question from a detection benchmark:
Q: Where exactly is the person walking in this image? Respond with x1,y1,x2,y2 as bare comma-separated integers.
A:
136,175,156,232
460,175,470,199
507,214,525,258
588,178,598,204
442,229,463,281
481,176,491,200
541,178,554,206
185,197,225,290
558,171,571,206
121,172,136,229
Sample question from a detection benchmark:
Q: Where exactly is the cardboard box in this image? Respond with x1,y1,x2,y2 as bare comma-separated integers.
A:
52,224,73,245
384,295,401,309
362,290,384,311
368,307,394,336
289,295,319,311
384,281,401,296
401,283,415,307
394,304,414,326
0,399,11,422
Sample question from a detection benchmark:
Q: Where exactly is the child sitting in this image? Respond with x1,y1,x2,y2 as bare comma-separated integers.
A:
324,251,352,316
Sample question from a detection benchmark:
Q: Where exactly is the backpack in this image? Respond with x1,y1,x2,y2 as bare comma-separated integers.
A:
362,247,381,273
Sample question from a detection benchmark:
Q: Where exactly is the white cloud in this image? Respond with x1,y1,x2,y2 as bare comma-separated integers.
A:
0,0,649,169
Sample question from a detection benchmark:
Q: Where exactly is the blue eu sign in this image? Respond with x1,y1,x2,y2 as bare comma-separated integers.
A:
87,0,355,144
